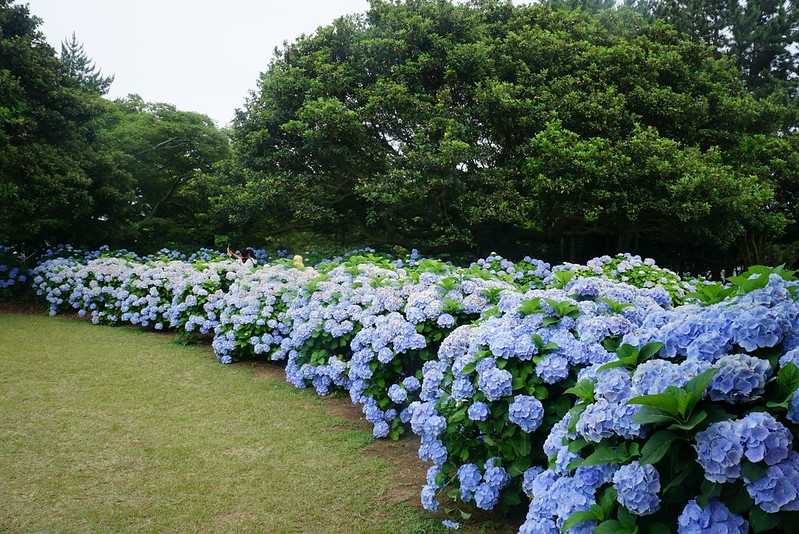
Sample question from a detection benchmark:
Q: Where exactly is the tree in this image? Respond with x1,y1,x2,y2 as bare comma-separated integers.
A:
627,0,799,96
0,0,107,247
225,0,792,269
0,0,228,251
60,31,114,94
100,95,231,248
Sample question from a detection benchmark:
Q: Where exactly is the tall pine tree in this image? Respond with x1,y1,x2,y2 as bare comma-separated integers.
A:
627,0,799,96
60,32,113,95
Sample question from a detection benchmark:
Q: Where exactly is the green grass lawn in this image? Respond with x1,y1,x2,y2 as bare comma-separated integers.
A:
0,313,462,533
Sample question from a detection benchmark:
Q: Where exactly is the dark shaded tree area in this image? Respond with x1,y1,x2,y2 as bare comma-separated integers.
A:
1,0,101,246
221,0,798,270
627,0,799,97
0,0,229,252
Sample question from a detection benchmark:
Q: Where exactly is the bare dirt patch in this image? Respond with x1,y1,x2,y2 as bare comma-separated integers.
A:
0,301,44,315
365,435,427,507
247,361,287,381
320,394,367,424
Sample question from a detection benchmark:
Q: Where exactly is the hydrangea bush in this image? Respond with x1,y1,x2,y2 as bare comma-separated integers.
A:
31,257,83,314
169,259,251,336
22,247,799,532
212,262,316,363
524,270,799,533
551,253,694,305
409,276,671,519
0,245,30,297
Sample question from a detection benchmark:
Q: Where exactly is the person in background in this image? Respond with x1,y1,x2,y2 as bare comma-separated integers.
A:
226,246,257,267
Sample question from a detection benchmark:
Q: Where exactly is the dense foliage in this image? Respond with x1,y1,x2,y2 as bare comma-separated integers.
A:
8,244,798,532
0,0,107,246
629,0,799,97
95,95,231,248
0,1,229,250
222,0,797,270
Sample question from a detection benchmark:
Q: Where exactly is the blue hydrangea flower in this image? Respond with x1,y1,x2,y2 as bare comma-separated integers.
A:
426,465,442,487
612,461,661,516
518,515,557,534
549,473,596,526
522,466,544,498
422,415,447,439
420,484,439,512
554,446,580,475
477,367,512,401
694,421,744,483
508,395,544,433
451,376,475,401
611,402,645,440
441,519,460,530
474,482,500,510
535,354,570,384
732,306,784,352
457,463,482,500
468,401,489,421
544,413,572,458
483,457,510,489
685,331,731,362
574,464,617,491
738,412,792,465
426,439,448,465
402,375,421,392
372,420,389,438
594,368,632,403
387,383,407,404
632,359,682,395
745,451,799,512
677,499,748,533
475,357,497,374
788,389,799,424
708,354,771,403
531,469,559,501
437,313,456,328
780,347,799,369
576,399,616,442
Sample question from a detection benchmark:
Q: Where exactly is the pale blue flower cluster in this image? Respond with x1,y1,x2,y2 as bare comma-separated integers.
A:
478,367,513,401
677,499,748,533
612,461,661,516
519,464,616,533
745,451,799,512
454,458,510,510
508,395,544,432
695,412,793,485
548,253,691,304
707,354,771,402
472,253,552,287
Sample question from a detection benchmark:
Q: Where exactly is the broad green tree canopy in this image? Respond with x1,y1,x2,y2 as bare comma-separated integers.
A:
224,0,796,268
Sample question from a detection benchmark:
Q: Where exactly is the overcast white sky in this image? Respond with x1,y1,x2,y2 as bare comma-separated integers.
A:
27,0,371,126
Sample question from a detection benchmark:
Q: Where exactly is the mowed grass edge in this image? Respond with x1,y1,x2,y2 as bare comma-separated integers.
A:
0,313,457,533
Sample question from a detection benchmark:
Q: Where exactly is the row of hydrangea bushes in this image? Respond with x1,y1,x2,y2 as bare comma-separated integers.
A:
13,246,799,532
